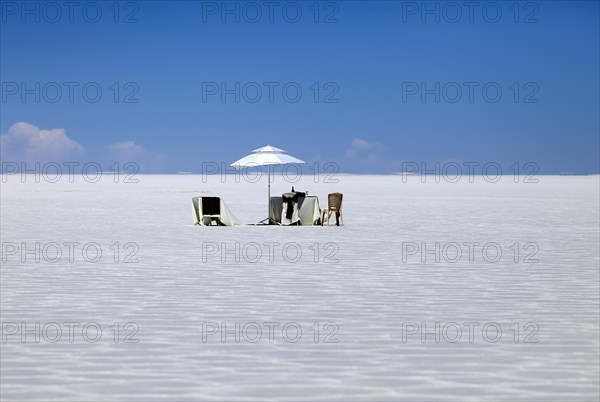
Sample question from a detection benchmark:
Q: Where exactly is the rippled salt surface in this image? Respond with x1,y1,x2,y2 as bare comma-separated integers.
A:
1,175,598,401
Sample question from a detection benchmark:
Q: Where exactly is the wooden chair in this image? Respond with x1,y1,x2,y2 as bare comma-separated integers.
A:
321,192,343,226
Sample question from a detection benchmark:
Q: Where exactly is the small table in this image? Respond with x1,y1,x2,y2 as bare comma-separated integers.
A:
269,195,321,225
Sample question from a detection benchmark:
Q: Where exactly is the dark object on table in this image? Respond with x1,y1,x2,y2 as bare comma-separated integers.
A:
282,192,299,220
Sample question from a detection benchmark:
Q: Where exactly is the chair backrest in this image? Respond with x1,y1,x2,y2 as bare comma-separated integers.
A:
328,193,343,211
202,197,221,215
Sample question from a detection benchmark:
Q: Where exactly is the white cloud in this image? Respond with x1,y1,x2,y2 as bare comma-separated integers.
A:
108,140,165,173
1,122,165,173
345,138,383,159
304,138,403,173
110,140,147,155
0,122,84,164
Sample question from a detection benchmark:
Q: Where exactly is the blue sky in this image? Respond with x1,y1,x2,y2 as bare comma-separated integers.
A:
1,0,599,173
